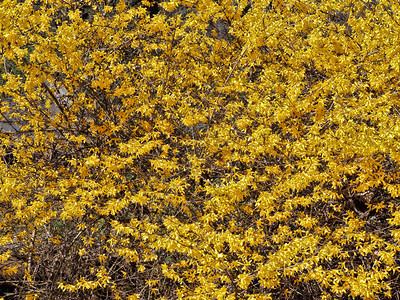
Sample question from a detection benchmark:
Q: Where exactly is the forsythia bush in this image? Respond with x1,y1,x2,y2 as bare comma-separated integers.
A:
1,0,400,298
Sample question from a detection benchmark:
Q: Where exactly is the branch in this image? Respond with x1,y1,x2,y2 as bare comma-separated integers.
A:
21,57,68,120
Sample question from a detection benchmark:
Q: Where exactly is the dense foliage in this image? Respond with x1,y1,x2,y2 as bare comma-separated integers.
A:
1,0,400,298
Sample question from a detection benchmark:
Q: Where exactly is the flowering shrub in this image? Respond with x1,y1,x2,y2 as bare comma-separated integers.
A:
1,0,400,299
